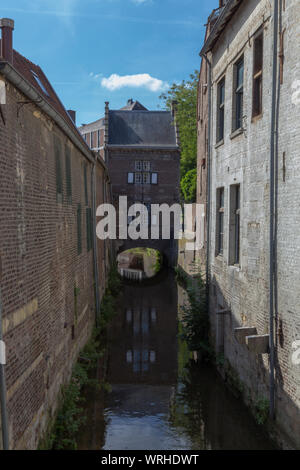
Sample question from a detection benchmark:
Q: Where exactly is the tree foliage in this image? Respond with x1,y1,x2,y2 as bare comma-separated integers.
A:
159,71,198,202
181,168,197,203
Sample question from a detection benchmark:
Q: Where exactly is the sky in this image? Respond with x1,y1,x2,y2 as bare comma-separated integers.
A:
1,0,217,124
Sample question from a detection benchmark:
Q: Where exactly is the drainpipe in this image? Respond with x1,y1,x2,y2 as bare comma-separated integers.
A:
201,54,212,305
269,0,279,420
91,160,101,327
0,256,9,450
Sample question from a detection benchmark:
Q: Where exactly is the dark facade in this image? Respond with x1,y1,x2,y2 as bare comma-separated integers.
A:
104,101,181,264
0,19,112,449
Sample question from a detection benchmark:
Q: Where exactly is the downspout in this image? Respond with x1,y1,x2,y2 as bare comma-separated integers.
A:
0,257,9,450
269,0,279,420
202,54,212,305
91,160,101,327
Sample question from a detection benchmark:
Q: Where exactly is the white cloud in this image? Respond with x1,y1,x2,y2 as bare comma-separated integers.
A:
100,73,168,92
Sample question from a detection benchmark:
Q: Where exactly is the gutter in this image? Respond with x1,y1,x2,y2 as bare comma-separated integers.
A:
269,0,279,420
0,61,108,171
200,0,243,56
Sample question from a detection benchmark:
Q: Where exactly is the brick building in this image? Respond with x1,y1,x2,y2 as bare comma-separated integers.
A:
198,0,300,448
0,18,112,449
104,101,181,265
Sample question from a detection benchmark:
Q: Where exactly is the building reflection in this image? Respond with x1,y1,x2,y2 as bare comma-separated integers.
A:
107,270,178,386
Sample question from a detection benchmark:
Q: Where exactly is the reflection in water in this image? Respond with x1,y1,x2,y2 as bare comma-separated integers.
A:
78,270,276,450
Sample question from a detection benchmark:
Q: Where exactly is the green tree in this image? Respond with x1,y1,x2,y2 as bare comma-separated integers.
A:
181,168,197,203
159,71,198,202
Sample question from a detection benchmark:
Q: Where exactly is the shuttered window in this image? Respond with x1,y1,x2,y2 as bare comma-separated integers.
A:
54,135,63,202
77,203,82,255
65,146,72,203
86,207,93,252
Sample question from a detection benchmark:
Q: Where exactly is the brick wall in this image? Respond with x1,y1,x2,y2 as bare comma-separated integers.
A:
0,76,111,449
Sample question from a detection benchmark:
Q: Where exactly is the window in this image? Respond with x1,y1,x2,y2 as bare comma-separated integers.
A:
83,134,87,142
86,207,92,252
65,146,72,203
54,136,63,202
217,78,225,142
233,57,244,131
143,172,150,184
252,31,263,117
77,204,82,255
135,161,142,171
135,172,142,184
31,70,50,97
143,161,151,171
216,188,224,255
84,163,88,205
151,173,158,185
229,185,240,265
97,130,101,148
127,172,134,184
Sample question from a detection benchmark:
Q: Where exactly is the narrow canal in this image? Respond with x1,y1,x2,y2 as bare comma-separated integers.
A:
78,266,276,450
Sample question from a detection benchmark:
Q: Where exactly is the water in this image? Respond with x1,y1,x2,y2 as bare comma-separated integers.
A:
78,269,276,450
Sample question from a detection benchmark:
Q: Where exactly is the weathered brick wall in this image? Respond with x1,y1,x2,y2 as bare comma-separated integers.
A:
0,77,110,449
207,0,300,449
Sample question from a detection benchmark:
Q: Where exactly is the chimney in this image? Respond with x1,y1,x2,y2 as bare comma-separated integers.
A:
0,18,14,64
67,110,76,124
104,101,109,147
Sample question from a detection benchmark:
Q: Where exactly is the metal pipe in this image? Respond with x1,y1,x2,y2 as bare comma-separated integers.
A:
0,255,9,450
269,0,279,420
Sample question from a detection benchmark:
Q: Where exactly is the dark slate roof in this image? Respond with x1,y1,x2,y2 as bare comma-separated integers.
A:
0,40,85,142
108,110,177,147
120,99,148,111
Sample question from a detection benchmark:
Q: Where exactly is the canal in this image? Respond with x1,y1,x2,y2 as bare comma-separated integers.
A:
78,268,276,450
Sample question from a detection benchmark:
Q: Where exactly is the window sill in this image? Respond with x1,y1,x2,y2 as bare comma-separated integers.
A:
215,139,224,149
230,128,244,140
251,113,263,123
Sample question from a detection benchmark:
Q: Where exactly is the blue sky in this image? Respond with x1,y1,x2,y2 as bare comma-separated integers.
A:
2,0,216,124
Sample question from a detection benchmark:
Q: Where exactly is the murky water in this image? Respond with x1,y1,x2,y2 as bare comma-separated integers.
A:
78,270,276,450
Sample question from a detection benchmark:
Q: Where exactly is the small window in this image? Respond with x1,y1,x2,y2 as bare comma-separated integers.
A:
84,163,88,205
217,78,225,142
151,173,158,185
135,172,142,184
233,57,244,131
86,207,92,252
65,146,72,203
216,188,224,256
252,31,263,117
229,185,240,265
128,172,134,184
77,204,82,255
143,172,150,184
31,70,50,97
54,136,63,202
135,161,142,171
